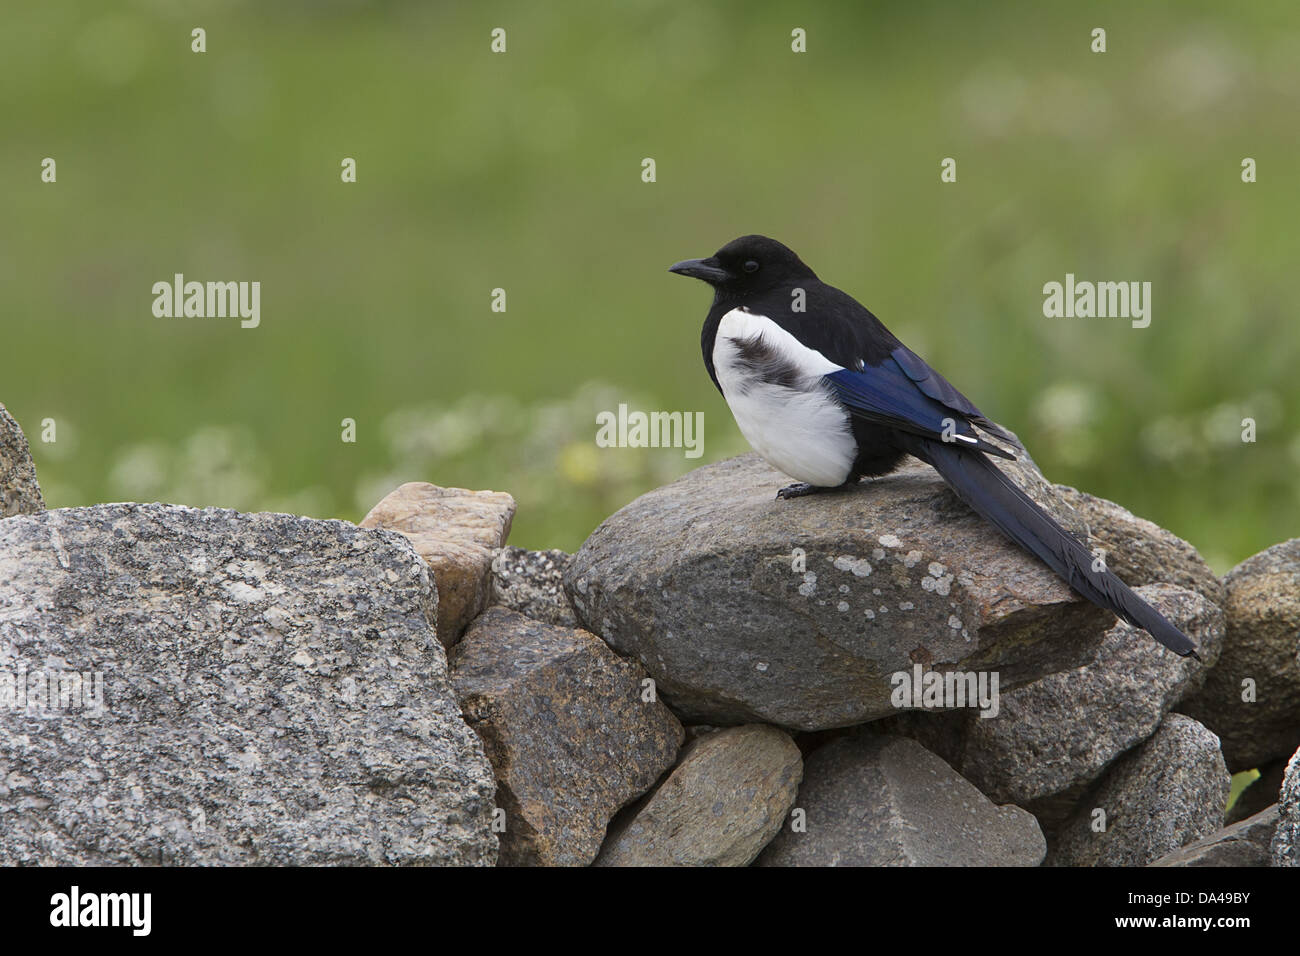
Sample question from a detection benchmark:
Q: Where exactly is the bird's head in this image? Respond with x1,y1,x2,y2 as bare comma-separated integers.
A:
669,235,817,298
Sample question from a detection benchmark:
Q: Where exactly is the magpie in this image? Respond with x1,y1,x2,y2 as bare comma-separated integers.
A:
669,234,1198,658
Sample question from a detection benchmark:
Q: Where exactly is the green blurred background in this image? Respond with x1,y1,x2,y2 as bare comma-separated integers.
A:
3,0,1297,568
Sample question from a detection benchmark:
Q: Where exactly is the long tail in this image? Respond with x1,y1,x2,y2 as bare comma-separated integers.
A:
901,435,1198,658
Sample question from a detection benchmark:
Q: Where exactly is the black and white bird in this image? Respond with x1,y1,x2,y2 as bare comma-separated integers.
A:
669,234,1198,658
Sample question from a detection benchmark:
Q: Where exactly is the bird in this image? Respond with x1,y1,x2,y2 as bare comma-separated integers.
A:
669,234,1198,658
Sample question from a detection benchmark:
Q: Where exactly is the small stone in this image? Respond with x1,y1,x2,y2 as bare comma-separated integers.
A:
450,608,683,866
595,725,801,867
756,734,1045,866
1150,805,1278,867
1270,747,1300,866
0,403,44,518
1049,714,1229,867
488,546,577,627
1181,538,1300,771
361,482,515,646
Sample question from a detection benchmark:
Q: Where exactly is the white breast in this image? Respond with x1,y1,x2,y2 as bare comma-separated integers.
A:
712,309,857,487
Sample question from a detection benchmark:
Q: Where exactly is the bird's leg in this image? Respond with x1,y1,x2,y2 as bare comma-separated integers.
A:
775,478,859,500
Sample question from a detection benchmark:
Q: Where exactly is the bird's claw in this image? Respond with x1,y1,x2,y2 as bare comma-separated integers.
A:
775,482,819,500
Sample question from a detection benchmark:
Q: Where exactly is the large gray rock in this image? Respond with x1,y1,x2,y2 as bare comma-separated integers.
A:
595,724,802,867
885,584,1223,822
361,482,516,646
449,607,683,866
0,503,497,865
1053,485,1223,606
1150,805,1278,867
566,453,1113,731
489,546,577,628
756,734,1045,866
1049,714,1230,867
0,403,44,518
1182,539,1300,772
1271,747,1300,866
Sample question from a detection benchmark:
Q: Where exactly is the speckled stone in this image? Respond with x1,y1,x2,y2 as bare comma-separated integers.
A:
0,403,44,518
1271,747,1300,866
594,724,802,867
1049,714,1229,867
1182,538,1300,771
450,607,683,866
0,503,497,866
489,546,577,628
565,452,1113,731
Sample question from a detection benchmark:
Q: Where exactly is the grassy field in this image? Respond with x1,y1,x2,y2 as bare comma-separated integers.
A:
3,0,1297,567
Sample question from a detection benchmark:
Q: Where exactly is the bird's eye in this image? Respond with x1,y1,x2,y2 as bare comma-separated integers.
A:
743,260,760,273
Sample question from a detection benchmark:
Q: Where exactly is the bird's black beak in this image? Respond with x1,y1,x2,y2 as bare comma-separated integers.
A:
669,256,730,284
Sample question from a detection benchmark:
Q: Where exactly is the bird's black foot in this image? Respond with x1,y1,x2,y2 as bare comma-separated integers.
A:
776,482,827,500
776,483,815,500
776,477,864,500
